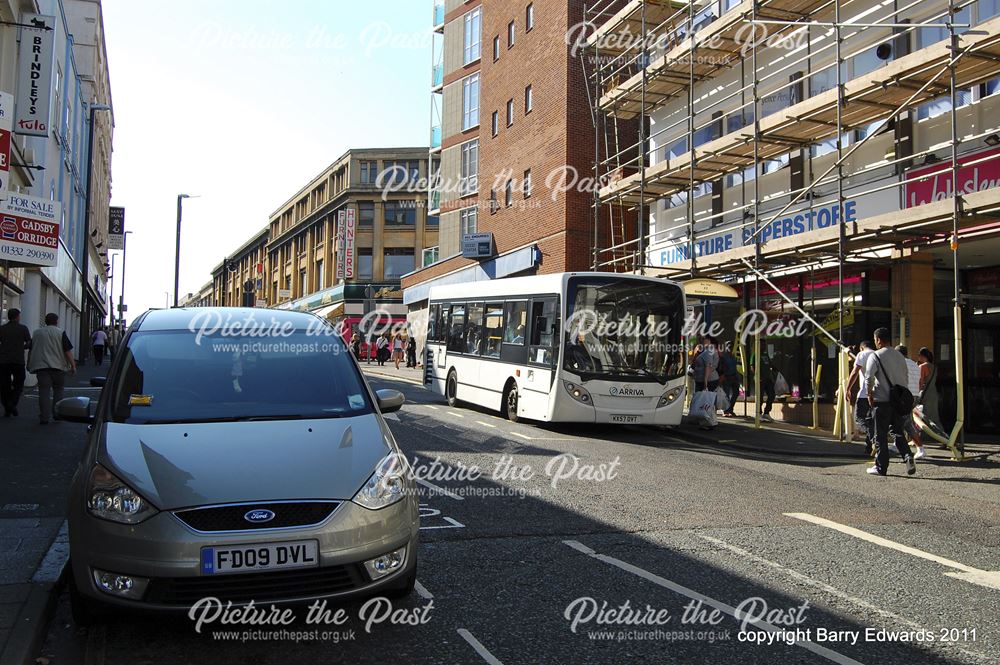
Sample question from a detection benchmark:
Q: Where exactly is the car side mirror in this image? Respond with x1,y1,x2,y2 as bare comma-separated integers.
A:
90,377,106,388
375,389,405,414
55,396,94,424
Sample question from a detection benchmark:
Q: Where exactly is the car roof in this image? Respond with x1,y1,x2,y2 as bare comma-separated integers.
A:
135,307,325,332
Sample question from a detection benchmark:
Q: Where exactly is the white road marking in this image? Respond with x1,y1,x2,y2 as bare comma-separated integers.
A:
383,412,400,421
563,540,863,665
698,534,991,663
447,411,465,418
420,516,465,530
32,519,69,583
457,628,504,665
416,478,464,501
414,579,434,599
784,512,1000,591
424,405,439,410
510,432,533,440
2,503,39,511
475,421,497,429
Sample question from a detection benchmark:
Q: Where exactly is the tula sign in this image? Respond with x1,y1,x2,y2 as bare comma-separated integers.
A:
14,15,56,137
904,147,1000,208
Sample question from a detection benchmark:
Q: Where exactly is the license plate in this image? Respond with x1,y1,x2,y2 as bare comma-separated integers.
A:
201,540,319,575
610,414,640,424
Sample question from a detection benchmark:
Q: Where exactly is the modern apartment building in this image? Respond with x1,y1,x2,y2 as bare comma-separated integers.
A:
406,0,614,349
0,0,113,363
587,0,1000,431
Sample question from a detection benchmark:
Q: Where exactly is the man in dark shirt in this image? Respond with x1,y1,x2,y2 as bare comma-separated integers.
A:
0,308,32,417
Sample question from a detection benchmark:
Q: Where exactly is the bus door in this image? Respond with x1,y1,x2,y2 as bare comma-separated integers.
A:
519,297,560,417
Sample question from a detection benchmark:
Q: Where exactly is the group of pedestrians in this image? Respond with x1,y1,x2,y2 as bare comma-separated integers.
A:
0,310,78,424
350,329,418,370
690,335,781,428
846,328,940,477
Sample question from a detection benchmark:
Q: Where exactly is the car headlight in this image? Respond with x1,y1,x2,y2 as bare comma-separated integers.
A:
86,464,158,524
353,452,409,510
562,381,593,405
657,386,684,408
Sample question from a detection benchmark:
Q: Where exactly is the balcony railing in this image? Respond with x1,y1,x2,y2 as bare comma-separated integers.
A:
430,125,442,149
433,2,444,28
432,63,443,88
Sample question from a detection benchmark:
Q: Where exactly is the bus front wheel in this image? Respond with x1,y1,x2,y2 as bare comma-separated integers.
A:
502,380,519,423
446,371,459,407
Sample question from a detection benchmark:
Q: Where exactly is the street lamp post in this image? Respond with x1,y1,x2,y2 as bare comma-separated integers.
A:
174,194,191,308
118,230,132,329
80,103,112,359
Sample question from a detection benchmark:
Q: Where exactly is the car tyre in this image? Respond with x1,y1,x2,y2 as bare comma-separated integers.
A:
446,371,459,407
502,380,519,423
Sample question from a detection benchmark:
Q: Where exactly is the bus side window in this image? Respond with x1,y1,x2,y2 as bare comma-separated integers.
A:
447,304,466,353
503,301,527,345
484,303,504,358
529,298,559,366
427,305,440,342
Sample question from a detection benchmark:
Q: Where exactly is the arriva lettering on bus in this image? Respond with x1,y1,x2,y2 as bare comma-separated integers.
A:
609,386,645,397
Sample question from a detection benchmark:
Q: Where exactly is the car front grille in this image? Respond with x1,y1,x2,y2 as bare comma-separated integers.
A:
144,564,365,605
173,502,340,532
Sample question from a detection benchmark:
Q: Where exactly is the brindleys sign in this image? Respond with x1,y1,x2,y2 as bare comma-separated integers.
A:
14,15,55,137
0,193,61,267
652,200,859,267
344,208,356,279
335,210,346,279
904,146,1000,208
0,92,12,193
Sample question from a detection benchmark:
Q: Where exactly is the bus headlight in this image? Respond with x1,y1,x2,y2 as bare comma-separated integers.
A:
562,381,593,405
657,387,684,408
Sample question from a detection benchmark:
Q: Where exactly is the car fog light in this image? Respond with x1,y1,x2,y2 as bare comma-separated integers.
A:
92,568,148,600
363,546,407,580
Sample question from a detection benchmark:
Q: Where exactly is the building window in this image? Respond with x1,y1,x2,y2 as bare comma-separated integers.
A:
507,20,515,48
493,35,501,61
380,160,420,185
360,161,379,184
384,200,417,226
460,207,478,234
427,214,439,226
490,188,498,214
423,246,440,267
526,4,534,31
491,111,499,137
463,74,480,130
358,201,375,227
460,140,479,196
505,180,513,207
316,259,324,291
524,85,533,113
358,249,373,280
464,7,482,64
299,269,308,294
506,99,514,126
384,248,415,280
523,169,532,198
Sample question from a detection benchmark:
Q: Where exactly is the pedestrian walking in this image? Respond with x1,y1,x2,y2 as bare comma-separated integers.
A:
392,332,404,370
375,333,389,366
406,332,418,368
845,340,876,456
366,329,375,364
917,347,944,440
27,313,77,425
719,343,740,417
864,327,915,477
748,349,777,422
0,308,32,417
350,333,361,360
897,345,925,460
91,326,108,366
692,335,720,430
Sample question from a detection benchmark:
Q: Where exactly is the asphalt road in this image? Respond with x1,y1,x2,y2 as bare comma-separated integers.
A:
38,373,1000,665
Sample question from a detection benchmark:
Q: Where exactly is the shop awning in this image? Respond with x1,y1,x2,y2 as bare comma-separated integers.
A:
313,303,345,321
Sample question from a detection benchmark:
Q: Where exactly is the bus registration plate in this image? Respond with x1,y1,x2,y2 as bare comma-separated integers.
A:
610,414,640,424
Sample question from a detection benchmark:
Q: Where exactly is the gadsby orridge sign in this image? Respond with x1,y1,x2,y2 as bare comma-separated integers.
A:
0,193,61,267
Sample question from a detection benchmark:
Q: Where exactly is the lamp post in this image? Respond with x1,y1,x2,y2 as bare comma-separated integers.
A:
174,193,199,308
81,103,112,358
118,230,133,329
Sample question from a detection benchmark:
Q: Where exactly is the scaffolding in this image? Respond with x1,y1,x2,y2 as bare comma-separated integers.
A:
584,0,1000,457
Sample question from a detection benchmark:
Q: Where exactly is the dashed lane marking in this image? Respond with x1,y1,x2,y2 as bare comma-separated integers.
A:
414,580,434,599
475,421,497,429
458,628,505,665
415,478,464,501
509,432,533,441
784,512,1000,591
562,540,863,665
447,411,465,418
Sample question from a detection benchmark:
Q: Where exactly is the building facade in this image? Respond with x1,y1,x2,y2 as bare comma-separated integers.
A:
407,0,612,352
588,0,1000,430
0,0,113,364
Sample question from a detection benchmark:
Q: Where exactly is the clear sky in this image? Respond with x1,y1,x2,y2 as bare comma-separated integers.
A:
102,0,431,317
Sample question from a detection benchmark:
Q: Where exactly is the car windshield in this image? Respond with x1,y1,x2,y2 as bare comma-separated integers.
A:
563,277,686,383
109,329,373,424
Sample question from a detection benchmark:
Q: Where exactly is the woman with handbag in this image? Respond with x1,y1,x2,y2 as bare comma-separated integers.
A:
692,335,720,430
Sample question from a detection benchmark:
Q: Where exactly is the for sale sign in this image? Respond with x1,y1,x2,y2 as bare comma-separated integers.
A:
0,193,60,267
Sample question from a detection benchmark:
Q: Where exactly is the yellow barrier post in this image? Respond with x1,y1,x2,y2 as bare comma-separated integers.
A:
812,363,822,430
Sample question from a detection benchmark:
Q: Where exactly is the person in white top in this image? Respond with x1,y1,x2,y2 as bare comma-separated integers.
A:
845,340,875,455
91,327,108,366
864,328,915,476
896,345,925,460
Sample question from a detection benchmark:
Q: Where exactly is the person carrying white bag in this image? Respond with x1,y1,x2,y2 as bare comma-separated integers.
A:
691,335,721,430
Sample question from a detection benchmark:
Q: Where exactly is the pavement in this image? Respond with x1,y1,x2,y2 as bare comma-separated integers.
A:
0,361,106,665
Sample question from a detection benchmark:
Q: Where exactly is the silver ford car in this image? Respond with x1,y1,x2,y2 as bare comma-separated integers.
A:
57,308,418,624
